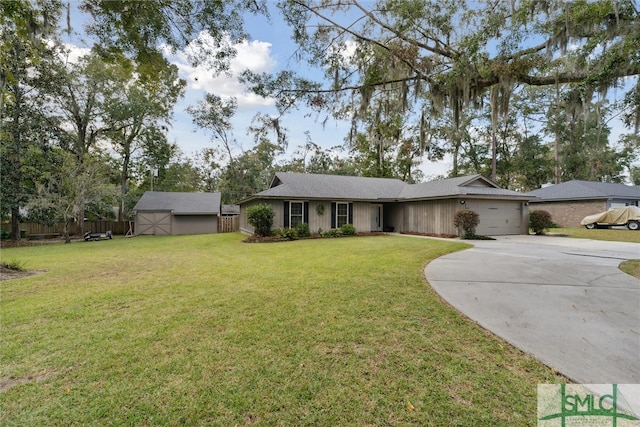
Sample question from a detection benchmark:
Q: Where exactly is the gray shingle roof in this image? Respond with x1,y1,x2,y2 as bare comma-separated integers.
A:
221,204,240,215
247,172,529,201
398,175,527,199
133,191,221,214
527,180,640,201
258,172,407,200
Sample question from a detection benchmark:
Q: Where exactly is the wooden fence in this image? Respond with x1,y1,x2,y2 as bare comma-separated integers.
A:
218,216,239,233
4,217,239,237
2,221,132,237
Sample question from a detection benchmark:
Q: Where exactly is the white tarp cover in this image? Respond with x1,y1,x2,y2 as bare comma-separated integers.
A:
580,206,640,225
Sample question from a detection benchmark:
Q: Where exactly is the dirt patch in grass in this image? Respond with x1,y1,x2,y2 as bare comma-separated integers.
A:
0,266,45,281
0,371,57,392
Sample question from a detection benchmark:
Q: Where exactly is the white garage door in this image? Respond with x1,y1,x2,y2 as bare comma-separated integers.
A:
468,200,523,236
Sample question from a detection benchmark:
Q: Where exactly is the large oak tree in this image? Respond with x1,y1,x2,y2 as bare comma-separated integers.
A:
246,0,639,183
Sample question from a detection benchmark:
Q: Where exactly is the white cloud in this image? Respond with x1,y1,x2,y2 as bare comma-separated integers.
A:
61,42,91,64
46,39,91,66
338,39,358,63
170,32,276,109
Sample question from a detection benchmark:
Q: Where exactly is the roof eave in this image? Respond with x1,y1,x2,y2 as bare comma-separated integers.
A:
172,211,220,215
404,194,531,202
529,196,616,202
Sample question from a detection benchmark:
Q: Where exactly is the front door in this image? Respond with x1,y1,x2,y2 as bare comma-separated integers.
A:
371,204,383,231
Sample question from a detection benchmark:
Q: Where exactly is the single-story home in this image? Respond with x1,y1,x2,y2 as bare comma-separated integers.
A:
239,172,532,236
526,180,640,227
133,191,221,235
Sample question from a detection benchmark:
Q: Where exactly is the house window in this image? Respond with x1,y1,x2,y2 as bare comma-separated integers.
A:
290,201,303,228
331,202,353,228
284,201,308,228
336,202,349,227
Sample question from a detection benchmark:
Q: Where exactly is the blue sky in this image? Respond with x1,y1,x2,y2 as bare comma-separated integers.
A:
60,2,453,178
60,3,634,182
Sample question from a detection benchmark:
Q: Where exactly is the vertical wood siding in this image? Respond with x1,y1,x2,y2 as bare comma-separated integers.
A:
308,201,332,232
352,202,370,232
241,199,372,234
172,215,218,235
240,200,283,234
402,200,459,235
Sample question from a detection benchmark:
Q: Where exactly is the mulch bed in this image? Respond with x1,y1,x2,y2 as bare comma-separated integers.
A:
243,231,387,243
399,231,458,238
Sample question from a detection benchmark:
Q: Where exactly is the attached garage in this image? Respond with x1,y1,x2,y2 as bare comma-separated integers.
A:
467,200,525,236
133,191,221,236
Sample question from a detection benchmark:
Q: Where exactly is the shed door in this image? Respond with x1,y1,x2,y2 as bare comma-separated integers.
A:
469,201,522,236
136,212,172,235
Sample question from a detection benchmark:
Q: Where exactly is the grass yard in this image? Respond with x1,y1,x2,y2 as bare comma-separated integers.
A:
548,228,640,278
549,227,640,243
1,233,565,426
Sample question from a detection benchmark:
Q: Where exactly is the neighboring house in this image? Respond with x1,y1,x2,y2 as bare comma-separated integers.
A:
133,191,221,235
221,204,240,216
239,172,532,236
527,180,640,227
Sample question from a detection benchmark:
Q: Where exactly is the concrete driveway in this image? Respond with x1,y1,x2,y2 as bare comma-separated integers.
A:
424,235,640,384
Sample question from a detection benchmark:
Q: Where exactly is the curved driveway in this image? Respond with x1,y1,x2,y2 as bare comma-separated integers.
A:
424,235,640,384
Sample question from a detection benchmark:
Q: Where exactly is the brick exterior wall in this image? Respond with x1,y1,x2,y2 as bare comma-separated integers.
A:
529,200,607,227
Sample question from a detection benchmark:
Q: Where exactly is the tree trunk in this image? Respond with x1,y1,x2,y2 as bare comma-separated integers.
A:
63,219,71,243
490,87,499,182
9,84,23,242
10,207,21,241
119,150,131,222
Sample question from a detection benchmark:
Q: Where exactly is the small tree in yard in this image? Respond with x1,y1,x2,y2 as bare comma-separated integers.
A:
29,152,117,243
529,210,553,235
454,209,480,239
247,204,274,237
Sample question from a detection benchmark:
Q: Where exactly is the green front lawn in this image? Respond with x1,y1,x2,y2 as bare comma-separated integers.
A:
1,233,564,426
549,227,640,243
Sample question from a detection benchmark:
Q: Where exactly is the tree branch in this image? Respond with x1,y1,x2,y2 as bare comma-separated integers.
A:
351,0,457,59
290,0,427,79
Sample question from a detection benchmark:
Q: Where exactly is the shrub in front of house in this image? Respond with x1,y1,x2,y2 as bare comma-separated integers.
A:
340,223,356,235
529,210,553,235
320,229,342,237
295,222,310,237
454,209,480,238
247,204,275,237
274,228,298,240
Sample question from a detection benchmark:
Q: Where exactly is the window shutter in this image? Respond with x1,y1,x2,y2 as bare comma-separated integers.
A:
348,203,353,224
304,202,309,223
283,201,289,228
331,202,336,229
